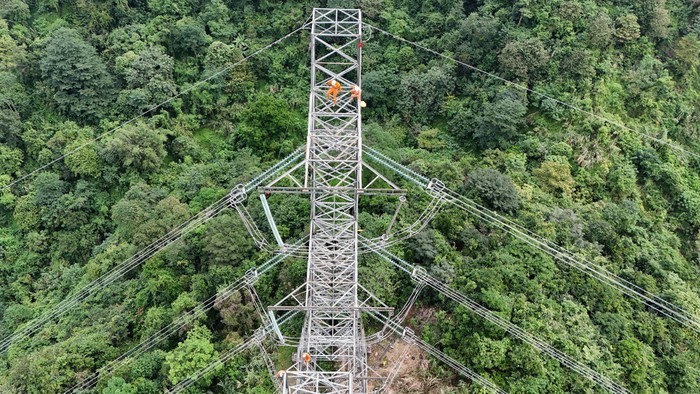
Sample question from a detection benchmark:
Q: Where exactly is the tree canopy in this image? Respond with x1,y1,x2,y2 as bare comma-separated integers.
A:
0,0,699,393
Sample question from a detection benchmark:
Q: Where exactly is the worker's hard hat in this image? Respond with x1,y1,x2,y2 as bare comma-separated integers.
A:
360,101,367,108
276,370,286,378
302,352,311,363
331,80,337,85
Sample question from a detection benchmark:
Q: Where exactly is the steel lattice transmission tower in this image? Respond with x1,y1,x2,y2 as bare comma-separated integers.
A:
263,8,391,393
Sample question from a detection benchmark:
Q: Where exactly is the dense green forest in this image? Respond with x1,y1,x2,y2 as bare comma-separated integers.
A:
1,0,700,392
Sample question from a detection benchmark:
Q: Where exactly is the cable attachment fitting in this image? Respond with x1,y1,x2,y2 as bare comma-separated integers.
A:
244,268,259,284
427,178,445,194
411,266,427,282
228,184,248,207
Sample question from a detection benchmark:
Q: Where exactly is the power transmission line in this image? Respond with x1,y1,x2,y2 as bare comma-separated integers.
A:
444,191,700,334
3,20,311,192
0,149,304,353
65,249,297,393
366,311,509,394
166,310,298,393
370,247,631,394
364,23,700,161
0,197,229,353
364,146,700,334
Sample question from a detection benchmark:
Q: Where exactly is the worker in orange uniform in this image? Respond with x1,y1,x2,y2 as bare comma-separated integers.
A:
302,352,311,364
350,85,361,101
350,84,367,107
326,80,342,106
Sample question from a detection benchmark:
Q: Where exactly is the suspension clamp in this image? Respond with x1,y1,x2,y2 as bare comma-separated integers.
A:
427,178,445,194
244,268,259,284
228,184,248,207
411,266,427,282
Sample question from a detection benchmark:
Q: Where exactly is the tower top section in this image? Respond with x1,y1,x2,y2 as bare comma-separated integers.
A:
312,8,362,37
